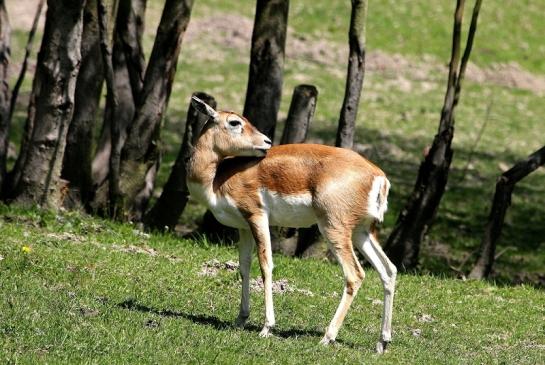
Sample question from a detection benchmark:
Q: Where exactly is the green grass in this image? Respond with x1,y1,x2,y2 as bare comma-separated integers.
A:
3,1,545,361
1,206,544,364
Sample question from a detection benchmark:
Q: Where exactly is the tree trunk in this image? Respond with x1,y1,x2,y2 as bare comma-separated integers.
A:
96,0,122,218
12,0,86,207
280,84,317,145
91,0,146,212
144,92,216,231
116,0,194,221
0,0,10,195
243,0,289,140
385,0,482,270
4,0,44,198
468,146,545,279
294,224,322,257
61,0,105,208
335,0,367,149
116,0,146,101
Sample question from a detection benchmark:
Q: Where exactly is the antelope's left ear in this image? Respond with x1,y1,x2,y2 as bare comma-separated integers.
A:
191,96,219,120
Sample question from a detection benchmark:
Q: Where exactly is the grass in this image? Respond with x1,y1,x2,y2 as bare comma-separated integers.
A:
1,206,544,364
2,0,545,362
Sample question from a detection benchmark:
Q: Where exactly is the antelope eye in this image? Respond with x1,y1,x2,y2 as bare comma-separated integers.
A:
228,120,242,127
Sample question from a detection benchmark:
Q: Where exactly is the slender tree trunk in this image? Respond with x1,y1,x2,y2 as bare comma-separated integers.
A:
91,0,146,212
243,0,289,140
4,0,44,198
0,0,10,195
91,34,135,199
7,0,44,124
294,224,322,257
144,92,216,231
96,0,121,218
12,0,86,207
61,0,106,208
335,0,367,149
469,146,545,279
280,84,317,145
117,0,146,101
116,0,194,221
385,0,482,269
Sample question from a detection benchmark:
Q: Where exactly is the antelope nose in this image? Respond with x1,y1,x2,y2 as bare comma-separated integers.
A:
264,137,272,146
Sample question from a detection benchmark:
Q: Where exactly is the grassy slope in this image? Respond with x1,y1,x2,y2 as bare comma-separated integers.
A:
2,1,545,362
1,207,544,364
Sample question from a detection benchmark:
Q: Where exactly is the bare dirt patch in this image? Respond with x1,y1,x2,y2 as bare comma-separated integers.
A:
198,259,239,277
5,0,46,32
186,13,545,95
250,277,314,296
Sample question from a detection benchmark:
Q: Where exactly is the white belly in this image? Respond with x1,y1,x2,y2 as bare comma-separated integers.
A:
261,190,316,228
188,182,317,229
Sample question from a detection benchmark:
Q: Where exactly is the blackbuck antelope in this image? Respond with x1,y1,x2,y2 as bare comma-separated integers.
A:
187,96,397,353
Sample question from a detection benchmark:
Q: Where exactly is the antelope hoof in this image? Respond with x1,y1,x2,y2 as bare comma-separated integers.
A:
320,335,335,346
259,326,273,338
375,340,390,354
235,315,248,328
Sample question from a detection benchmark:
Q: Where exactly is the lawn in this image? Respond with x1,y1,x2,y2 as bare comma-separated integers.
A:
1,0,545,362
1,206,544,364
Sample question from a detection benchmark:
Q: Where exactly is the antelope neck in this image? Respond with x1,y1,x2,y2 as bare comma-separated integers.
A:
188,133,223,190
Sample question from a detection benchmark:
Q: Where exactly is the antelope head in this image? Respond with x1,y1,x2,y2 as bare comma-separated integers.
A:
191,96,272,158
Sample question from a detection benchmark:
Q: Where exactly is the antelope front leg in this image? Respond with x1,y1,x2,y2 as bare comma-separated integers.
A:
248,215,275,337
236,229,255,327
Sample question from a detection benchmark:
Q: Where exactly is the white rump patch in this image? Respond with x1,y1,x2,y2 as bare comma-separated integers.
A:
367,176,390,222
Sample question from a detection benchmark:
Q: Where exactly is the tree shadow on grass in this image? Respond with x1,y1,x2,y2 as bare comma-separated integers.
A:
117,298,359,348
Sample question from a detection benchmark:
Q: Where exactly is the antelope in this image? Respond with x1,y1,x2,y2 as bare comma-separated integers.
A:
187,96,397,353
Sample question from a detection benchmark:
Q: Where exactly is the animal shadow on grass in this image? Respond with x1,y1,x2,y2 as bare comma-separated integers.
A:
118,298,358,348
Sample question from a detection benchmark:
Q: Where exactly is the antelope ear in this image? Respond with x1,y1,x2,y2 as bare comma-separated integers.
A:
191,96,219,120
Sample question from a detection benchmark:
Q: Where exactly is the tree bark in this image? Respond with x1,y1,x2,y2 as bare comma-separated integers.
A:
4,0,44,198
12,0,86,207
61,0,105,208
91,0,146,212
116,0,146,101
116,0,194,221
335,0,367,149
0,0,10,195
280,84,317,145
243,0,289,140
144,92,216,231
95,0,121,218
385,0,482,269
469,146,545,279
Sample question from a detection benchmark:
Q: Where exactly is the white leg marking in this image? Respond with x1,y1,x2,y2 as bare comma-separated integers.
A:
248,215,275,337
236,229,254,327
354,229,397,353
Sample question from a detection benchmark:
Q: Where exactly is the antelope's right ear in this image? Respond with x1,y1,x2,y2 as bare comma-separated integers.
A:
191,96,219,120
